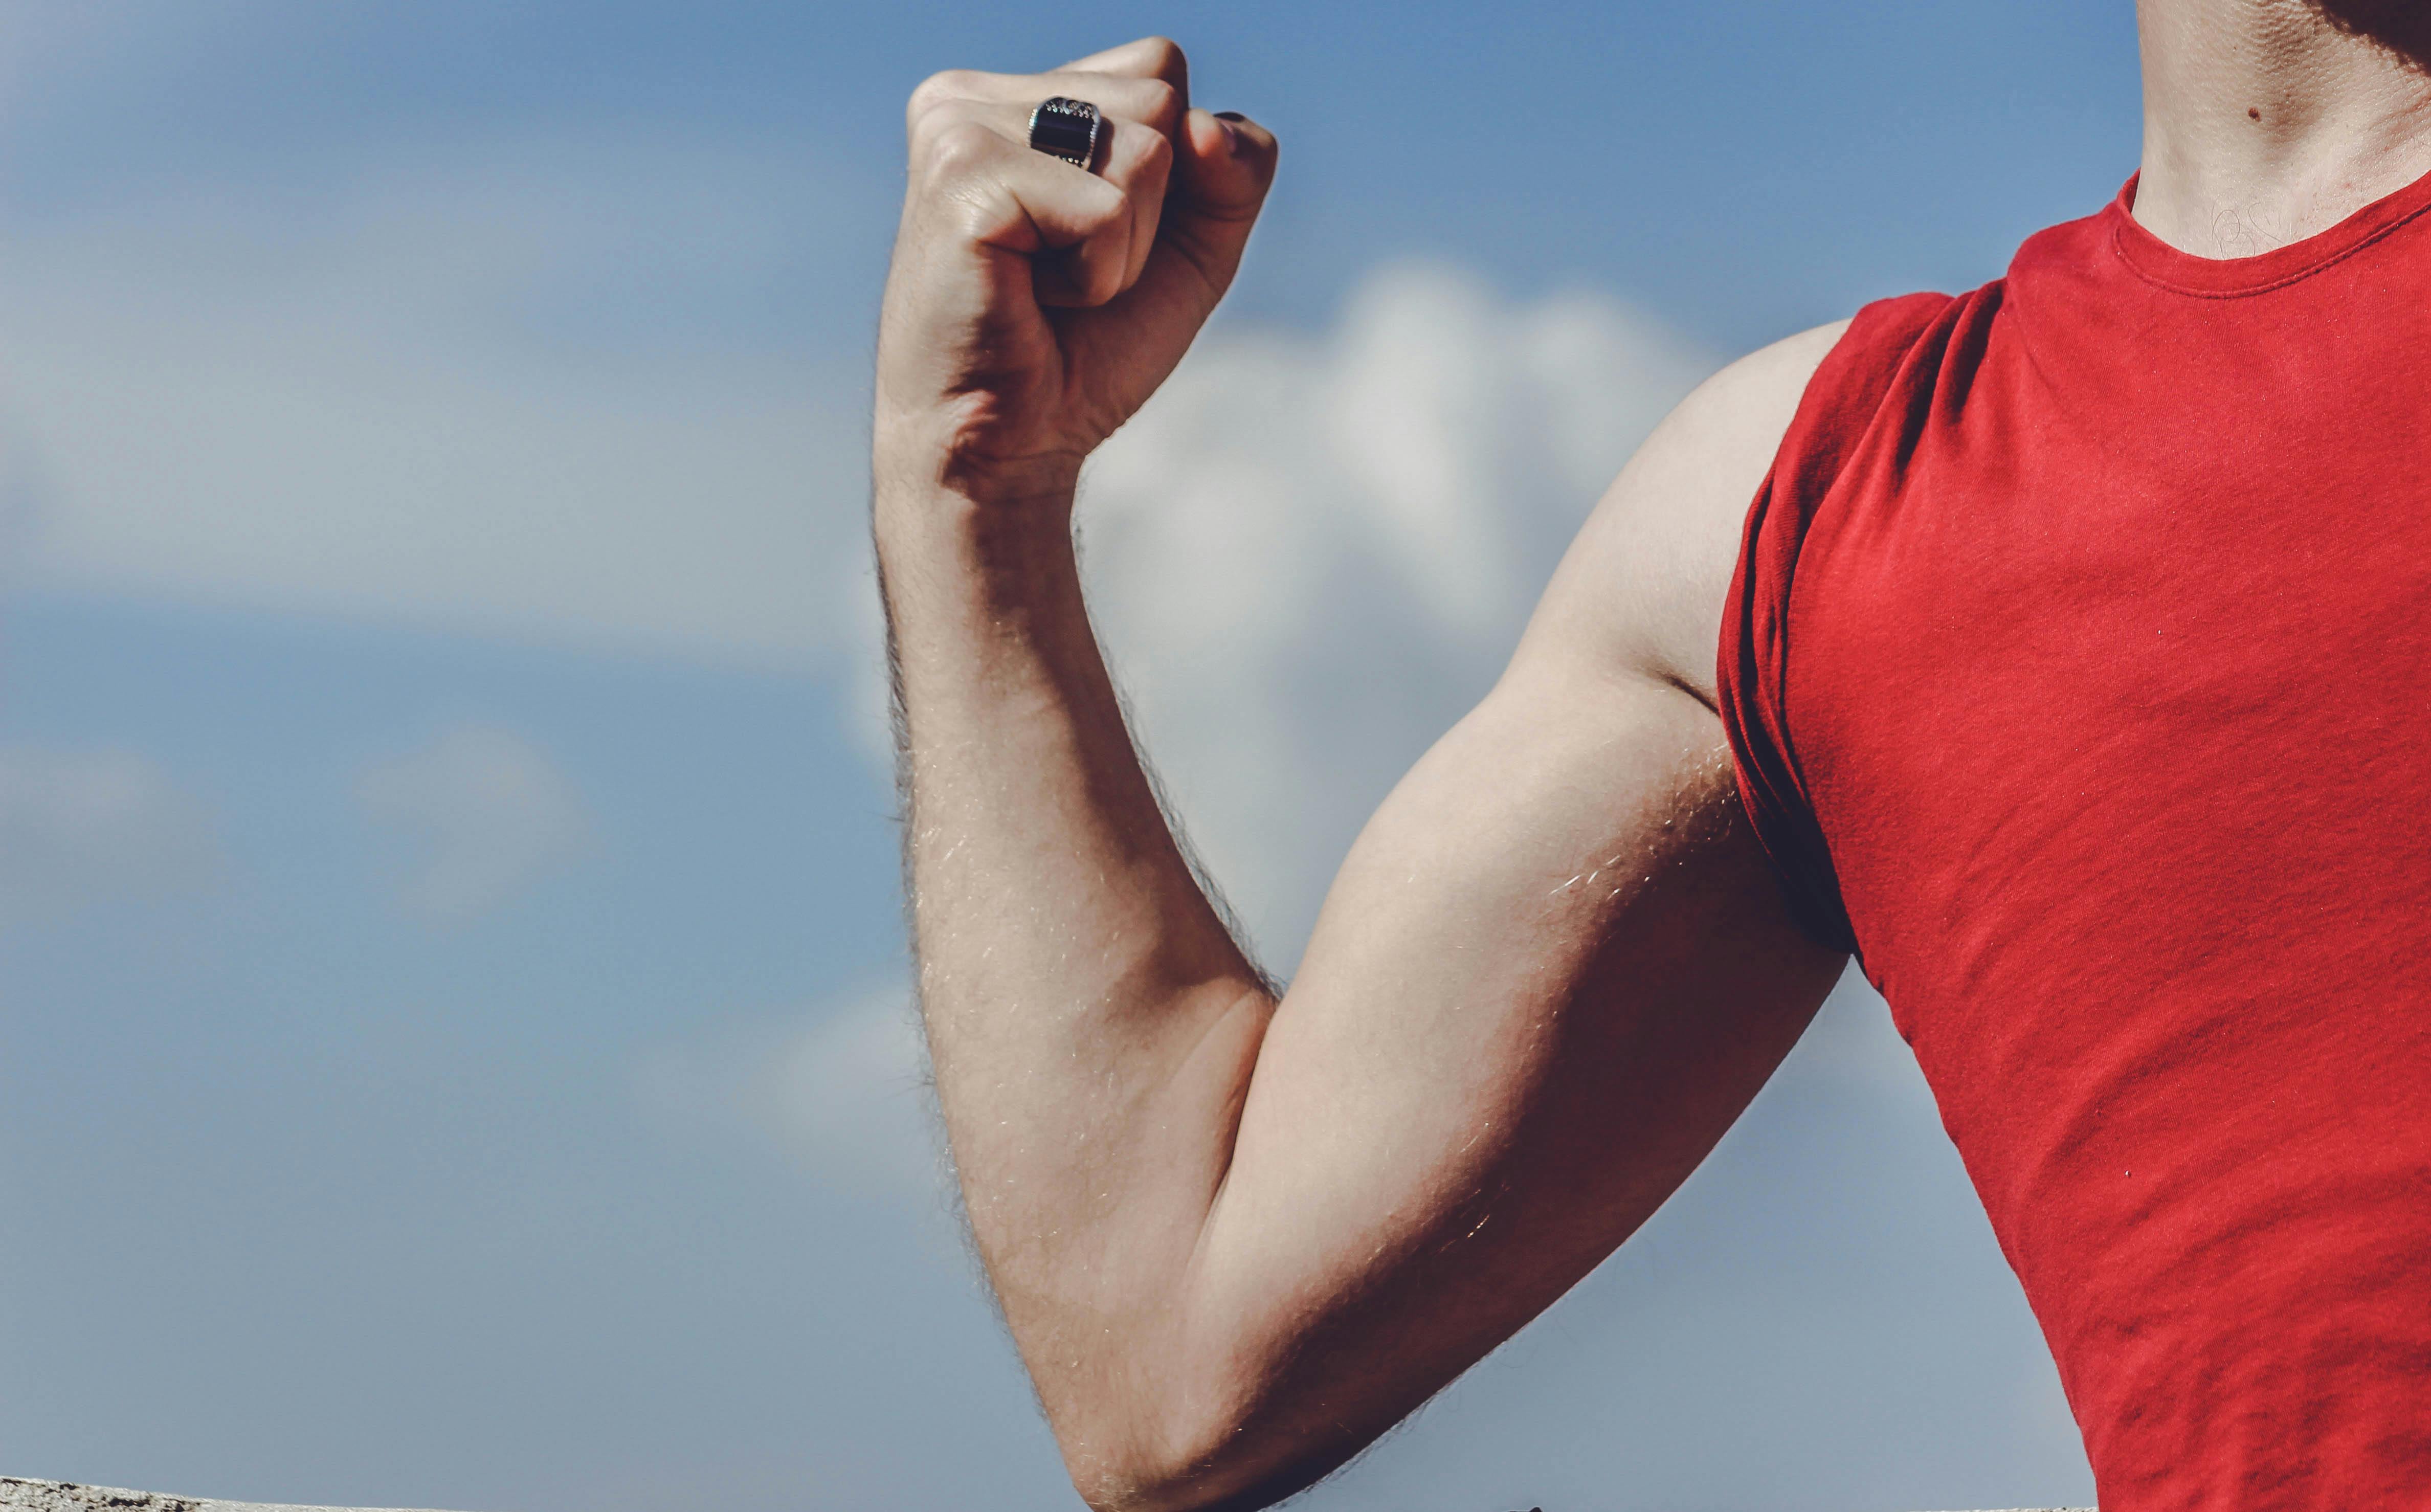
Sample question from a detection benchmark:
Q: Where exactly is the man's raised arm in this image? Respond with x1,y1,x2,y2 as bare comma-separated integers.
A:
872,37,1849,1512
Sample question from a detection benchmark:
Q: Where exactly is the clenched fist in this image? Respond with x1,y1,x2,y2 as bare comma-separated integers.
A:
873,37,1279,513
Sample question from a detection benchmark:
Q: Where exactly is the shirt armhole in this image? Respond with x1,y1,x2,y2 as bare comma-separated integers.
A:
1716,292,1957,957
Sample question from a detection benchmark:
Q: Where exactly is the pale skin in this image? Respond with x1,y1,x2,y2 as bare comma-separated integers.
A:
871,9,2431,1510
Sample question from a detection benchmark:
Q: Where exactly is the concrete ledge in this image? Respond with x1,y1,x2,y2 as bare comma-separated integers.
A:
5,1479,2092,1512
2,1481,455,1512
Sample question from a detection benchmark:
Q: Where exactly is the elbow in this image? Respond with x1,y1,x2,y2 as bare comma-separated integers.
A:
1070,1453,1285,1512
1057,1404,1246,1512
1055,1385,1333,1512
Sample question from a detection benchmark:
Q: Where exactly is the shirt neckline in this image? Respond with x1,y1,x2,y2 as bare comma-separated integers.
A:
2107,162,2431,297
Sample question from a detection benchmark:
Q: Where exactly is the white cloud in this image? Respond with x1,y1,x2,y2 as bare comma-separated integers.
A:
0,132,1720,960
749,269,1720,1198
356,724,593,922
0,135,1714,958
0,132,873,665
829,263,1722,970
632,989,949,1204
0,744,216,919
999,264,1715,954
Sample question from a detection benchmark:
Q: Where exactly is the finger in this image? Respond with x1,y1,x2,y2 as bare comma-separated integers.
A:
1056,35,1189,106
1060,108,1277,353
1036,113,1169,304
1007,80,1184,294
910,100,1173,302
907,69,1184,290
1150,108,1279,308
1077,108,1170,297
912,118,1135,307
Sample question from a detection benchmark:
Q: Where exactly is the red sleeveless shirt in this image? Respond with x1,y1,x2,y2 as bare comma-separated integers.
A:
1720,170,2431,1509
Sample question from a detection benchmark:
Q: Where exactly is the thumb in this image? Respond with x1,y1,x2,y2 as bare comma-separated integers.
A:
1140,107,1280,314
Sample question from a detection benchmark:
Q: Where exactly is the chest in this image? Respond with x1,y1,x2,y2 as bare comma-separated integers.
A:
1781,317,2431,1032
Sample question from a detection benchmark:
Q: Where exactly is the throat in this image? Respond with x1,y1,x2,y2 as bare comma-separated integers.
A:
2132,0,2431,258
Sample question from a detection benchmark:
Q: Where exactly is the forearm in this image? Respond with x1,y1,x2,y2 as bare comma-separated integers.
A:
875,475,1276,1469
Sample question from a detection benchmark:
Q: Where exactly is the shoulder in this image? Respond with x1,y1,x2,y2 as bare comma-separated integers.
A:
1513,317,1854,704
1518,291,1971,708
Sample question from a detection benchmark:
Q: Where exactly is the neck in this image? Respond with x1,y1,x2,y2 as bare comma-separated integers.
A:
2134,0,2431,256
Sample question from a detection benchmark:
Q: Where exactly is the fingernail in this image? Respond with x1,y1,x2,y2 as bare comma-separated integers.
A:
1214,110,1247,122
1212,111,1244,155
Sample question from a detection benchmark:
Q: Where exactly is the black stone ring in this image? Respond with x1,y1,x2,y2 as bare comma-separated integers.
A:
1028,97,1105,172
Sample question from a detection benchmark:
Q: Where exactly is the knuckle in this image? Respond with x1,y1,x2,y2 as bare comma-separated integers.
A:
1133,35,1187,78
1133,79,1182,130
906,96,977,157
922,119,1002,181
906,68,980,124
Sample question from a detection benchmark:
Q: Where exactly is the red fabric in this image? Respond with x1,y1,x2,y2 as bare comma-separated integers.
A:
1719,170,2431,1511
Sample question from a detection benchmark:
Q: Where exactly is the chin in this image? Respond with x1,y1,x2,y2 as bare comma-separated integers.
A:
2307,0,2431,70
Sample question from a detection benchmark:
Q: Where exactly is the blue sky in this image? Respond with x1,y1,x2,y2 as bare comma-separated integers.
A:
0,5,2145,1509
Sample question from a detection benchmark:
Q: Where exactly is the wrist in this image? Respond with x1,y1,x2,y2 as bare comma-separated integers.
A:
873,402,1087,515
872,470,1085,609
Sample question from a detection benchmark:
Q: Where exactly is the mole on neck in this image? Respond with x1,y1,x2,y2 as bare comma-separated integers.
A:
2131,0,2431,257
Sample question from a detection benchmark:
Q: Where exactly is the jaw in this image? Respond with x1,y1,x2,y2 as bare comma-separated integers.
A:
2305,0,2431,76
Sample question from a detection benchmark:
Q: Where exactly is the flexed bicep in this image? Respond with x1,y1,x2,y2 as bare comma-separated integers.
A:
1169,641,1843,1507
1134,322,1860,1509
